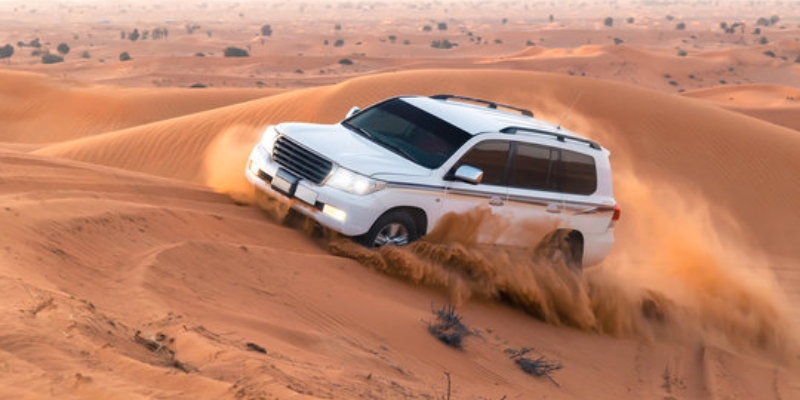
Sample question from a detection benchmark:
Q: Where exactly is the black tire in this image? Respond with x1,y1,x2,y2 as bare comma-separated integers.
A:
535,230,583,270
357,210,419,248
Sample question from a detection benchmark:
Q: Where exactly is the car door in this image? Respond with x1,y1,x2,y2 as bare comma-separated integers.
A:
440,140,512,241
501,142,568,247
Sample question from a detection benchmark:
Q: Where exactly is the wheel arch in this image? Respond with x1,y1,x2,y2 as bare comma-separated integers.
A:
378,206,428,236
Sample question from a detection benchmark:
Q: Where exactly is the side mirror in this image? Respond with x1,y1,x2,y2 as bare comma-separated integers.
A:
345,106,360,119
454,165,483,184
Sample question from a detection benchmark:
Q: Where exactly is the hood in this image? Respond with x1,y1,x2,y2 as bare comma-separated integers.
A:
276,122,432,177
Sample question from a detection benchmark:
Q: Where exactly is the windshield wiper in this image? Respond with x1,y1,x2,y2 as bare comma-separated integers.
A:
342,120,374,139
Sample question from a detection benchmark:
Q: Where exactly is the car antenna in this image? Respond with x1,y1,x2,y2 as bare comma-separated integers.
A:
556,91,583,130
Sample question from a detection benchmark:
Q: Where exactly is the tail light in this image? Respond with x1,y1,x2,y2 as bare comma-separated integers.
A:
609,204,621,228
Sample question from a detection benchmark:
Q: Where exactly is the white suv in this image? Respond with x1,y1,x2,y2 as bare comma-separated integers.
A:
245,95,619,268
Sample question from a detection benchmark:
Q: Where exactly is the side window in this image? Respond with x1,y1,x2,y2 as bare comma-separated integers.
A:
454,140,510,185
560,150,597,195
510,143,558,191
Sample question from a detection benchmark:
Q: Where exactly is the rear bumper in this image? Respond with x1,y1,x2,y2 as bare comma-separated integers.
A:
581,231,615,267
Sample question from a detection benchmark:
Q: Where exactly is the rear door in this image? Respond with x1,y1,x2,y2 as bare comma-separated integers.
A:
501,142,567,247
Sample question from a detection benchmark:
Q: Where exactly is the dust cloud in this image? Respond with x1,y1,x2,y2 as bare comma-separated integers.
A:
330,174,800,363
202,125,263,205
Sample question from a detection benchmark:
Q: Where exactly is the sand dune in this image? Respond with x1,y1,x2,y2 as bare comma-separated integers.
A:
0,70,278,143
2,1,800,398
2,70,800,398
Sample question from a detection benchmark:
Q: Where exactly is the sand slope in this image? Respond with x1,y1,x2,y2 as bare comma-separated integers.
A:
0,68,789,398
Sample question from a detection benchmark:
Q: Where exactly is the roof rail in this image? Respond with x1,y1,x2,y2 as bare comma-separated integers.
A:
430,94,533,117
500,126,602,150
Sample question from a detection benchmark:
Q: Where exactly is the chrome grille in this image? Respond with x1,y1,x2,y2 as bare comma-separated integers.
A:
272,136,333,184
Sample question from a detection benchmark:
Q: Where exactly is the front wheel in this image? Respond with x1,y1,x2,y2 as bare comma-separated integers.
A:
357,210,419,248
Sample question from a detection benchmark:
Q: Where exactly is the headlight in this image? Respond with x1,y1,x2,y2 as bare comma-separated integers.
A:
260,125,280,155
326,166,386,195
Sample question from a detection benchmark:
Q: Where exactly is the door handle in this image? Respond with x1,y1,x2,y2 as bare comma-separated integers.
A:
489,196,505,206
546,203,562,214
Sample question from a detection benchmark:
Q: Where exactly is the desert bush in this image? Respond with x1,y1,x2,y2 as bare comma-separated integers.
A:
431,39,457,49
189,83,206,88
260,24,272,36
763,50,776,58
666,15,674,21
676,22,686,30
41,53,63,64
18,38,41,48
422,25,432,32
57,43,70,55
194,52,205,57
334,23,341,30
333,39,344,47
129,29,140,41
427,304,469,350
119,51,131,61
185,24,201,34
603,17,613,27
613,37,624,45
81,50,90,59
0,44,13,61
526,39,535,46
338,58,353,65
677,49,688,56
505,348,563,385
795,55,800,63
403,40,410,45
223,46,249,57
437,22,448,31
720,22,728,30
758,36,769,45
753,28,761,35
627,17,635,24
388,35,396,43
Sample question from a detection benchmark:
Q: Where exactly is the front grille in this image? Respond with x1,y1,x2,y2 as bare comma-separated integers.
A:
272,136,333,184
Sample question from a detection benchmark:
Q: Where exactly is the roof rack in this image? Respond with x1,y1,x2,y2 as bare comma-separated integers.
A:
430,94,533,117
500,126,602,150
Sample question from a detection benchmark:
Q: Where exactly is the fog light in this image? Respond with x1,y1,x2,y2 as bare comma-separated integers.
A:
322,204,346,222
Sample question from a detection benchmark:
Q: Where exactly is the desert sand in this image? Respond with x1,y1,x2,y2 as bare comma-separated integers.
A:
1,1,799,399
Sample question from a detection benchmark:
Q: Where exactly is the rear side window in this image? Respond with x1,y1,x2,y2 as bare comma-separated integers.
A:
510,143,558,191
559,149,597,195
509,144,596,195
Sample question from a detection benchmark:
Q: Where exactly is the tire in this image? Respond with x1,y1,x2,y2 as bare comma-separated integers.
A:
535,230,583,270
358,210,419,248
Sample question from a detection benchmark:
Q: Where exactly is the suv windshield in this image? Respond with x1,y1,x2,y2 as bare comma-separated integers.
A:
343,98,472,169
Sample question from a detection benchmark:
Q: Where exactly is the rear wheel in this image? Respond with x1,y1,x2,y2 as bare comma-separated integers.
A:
535,230,584,270
358,210,419,248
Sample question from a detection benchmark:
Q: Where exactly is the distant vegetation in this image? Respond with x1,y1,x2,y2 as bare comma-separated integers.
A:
41,53,64,64
756,16,780,27
119,52,131,61
260,24,272,36
223,47,249,57
431,39,457,49
603,17,613,27
338,58,353,65
675,22,686,30
17,38,41,48
0,44,14,62
81,51,90,59
57,43,70,56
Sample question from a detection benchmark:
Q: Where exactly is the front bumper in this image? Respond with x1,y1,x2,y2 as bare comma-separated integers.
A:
245,147,384,237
